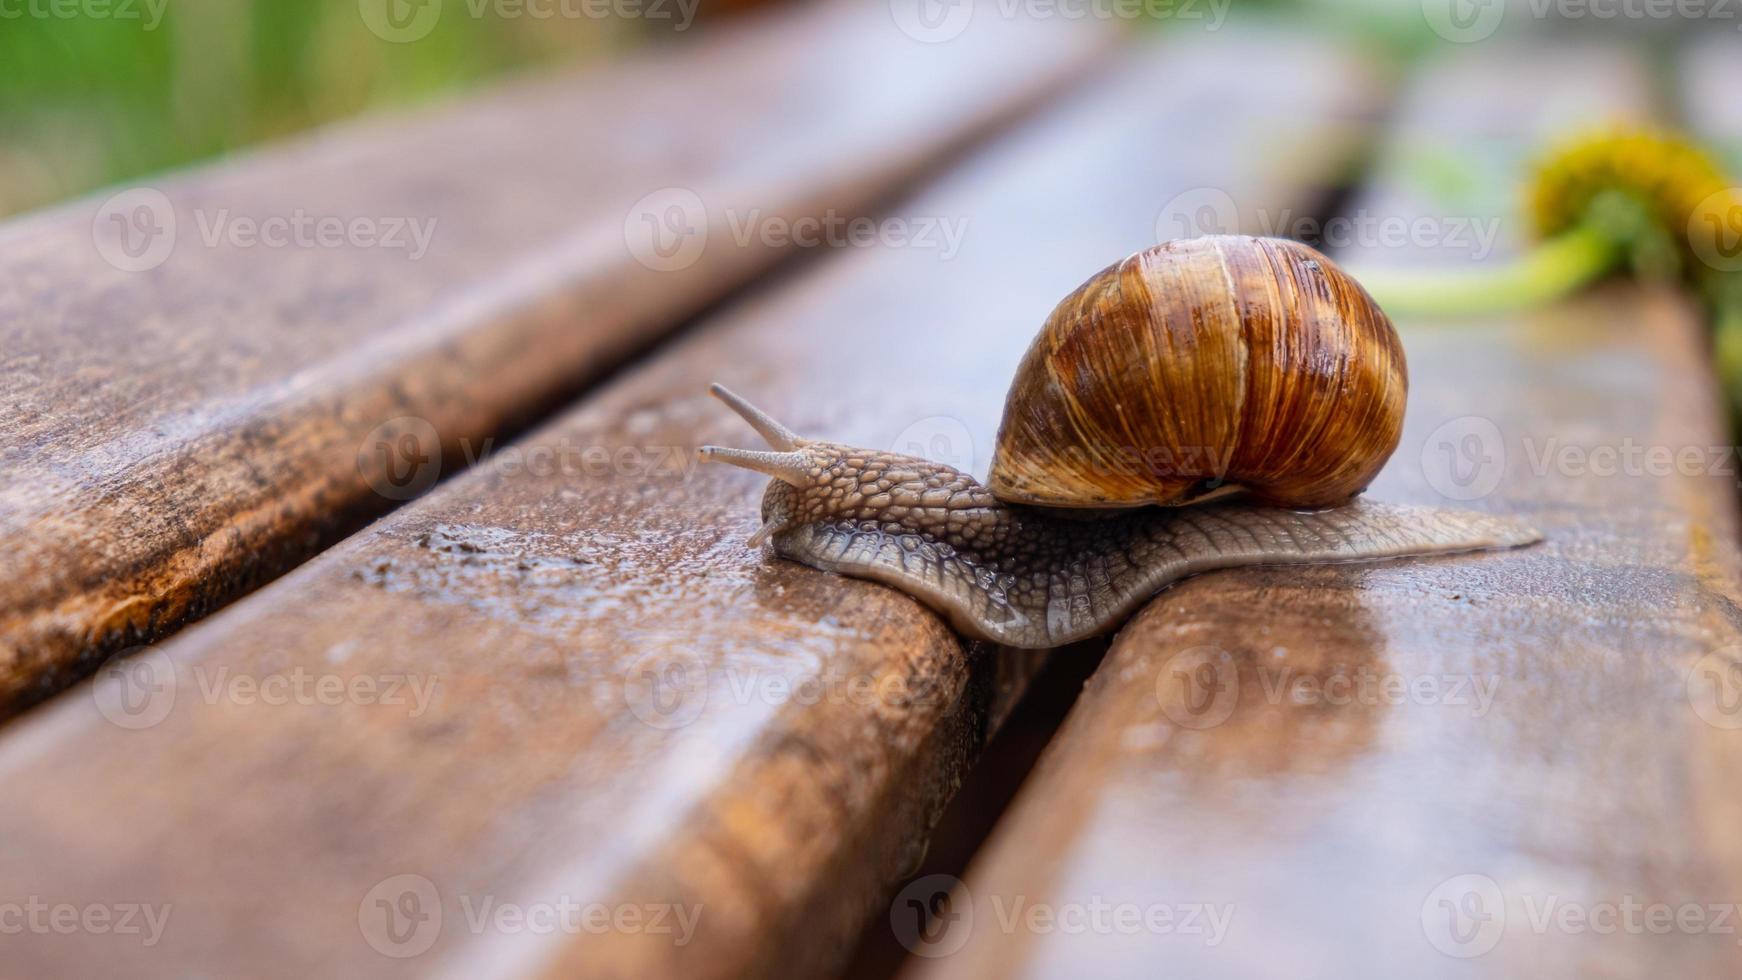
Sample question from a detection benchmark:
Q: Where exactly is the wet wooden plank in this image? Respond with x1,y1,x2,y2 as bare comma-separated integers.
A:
0,33,1382,980
0,2,1112,715
907,46,1742,979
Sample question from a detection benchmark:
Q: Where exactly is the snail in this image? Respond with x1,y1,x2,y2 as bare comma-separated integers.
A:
698,236,1541,649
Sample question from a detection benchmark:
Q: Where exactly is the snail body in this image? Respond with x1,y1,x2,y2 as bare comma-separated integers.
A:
699,237,1539,649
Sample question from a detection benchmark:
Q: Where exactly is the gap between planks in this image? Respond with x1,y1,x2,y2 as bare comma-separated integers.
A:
903,41,1742,980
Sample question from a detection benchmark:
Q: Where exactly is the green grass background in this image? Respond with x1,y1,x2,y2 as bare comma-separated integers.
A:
0,0,637,217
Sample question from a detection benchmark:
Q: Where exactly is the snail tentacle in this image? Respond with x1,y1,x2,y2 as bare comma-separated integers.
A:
707,383,806,451
696,446,811,487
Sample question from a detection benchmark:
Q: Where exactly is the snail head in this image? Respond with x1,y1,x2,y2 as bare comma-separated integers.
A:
697,383,1001,551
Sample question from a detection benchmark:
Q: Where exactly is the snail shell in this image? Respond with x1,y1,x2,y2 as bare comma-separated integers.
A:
989,236,1406,510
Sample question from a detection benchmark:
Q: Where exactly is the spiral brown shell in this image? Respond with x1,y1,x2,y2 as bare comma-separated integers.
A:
988,236,1406,510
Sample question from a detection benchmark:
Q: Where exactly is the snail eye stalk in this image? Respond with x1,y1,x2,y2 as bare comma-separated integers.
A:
695,446,810,488
746,517,790,549
707,383,806,451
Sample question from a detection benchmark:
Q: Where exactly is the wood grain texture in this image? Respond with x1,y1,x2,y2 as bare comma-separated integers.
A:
0,34,1381,980
904,45,1742,979
0,0,1112,716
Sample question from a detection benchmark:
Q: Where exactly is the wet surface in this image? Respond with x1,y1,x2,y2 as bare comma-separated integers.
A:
0,29,1382,980
914,45,1742,980
0,2,1109,715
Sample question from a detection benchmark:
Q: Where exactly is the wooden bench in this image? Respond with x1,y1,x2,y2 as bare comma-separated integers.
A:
4,10,1740,980
0,1,1107,715
0,20,1383,979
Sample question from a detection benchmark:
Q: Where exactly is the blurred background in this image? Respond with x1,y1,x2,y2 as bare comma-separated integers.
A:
4,0,1735,221
1,0,644,217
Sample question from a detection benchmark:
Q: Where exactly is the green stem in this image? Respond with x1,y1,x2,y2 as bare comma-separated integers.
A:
1359,223,1620,319
1714,300,1742,410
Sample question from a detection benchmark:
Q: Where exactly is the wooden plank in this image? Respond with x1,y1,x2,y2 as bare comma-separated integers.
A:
0,33,1382,980
0,2,1112,715
905,46,1742,979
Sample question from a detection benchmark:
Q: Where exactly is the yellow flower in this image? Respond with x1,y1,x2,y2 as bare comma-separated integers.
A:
1529,127,1741,277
